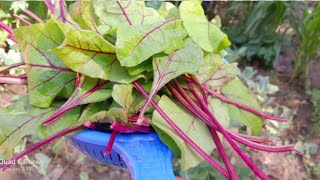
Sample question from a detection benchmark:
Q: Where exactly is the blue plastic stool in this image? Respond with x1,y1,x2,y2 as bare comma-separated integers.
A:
70,130,175,180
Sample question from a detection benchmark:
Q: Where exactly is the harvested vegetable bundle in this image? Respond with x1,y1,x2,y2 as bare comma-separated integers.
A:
0,1,298,179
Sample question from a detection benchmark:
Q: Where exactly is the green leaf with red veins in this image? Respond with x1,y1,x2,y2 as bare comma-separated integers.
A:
138,39,203,120
69,0,100,33
197,52,240,90
14,19,76,108
158,2,180,19
151,39,203,93
220,79,263,135
53,28,141,83
152,95,215,170
42,77,112,126
179,1,231,53
0,96,80,158
93,0,164,34
116,18,188,67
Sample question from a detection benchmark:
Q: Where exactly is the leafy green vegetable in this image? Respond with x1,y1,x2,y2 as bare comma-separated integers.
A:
151,39,203,93
158,2,180,19
93,0,164,34
14,19,76,108
76,101,111,124
220,79,263,135
112,83,157,115
0,96,80,157
42,77,112,125
0,1,288,177
179,1,231,53
53,28,140,83
87,107,128,124
208,97,230,129
197,52,240,90
69,0,99,33
127,59,153,76
152,95,215,170
112,84,134,113
116,18,187,67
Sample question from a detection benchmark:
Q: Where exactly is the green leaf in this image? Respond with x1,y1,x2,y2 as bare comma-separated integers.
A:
197,53,240,90
158,2,180,19
93,0,164,33
89,108,128,124
127,59,153,76
112,84,133,113
0,96,80,157
153,125,181,158
69,78,112,105
220,79,263,135
208,97,230,129
112,84,156,115
151,39,203,93
14,19,76,108
69,0,100,33
179,1,231,53
77,101,111,124
116,18,188,67
53,28,140,83
152,95,215,170
43,77,112,125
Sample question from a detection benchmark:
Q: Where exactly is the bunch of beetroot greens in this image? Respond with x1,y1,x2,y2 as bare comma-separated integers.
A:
0,1,297,179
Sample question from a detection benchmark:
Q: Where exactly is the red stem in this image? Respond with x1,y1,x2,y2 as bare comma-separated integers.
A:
0,76,27,85
0,21,13,34
59,0,66,23
168,83,295,153
0,21,16,42
210,128,239,180
22,9,43,23
204,86,288,122
184,75,208,105
133,81,229,179
76,73,82,88
183,82,270,179
187,81,239,179
13,15,32,26
43,81,109,126
111,122,152,133
44,0,55,14
188,82,297,152
2,125,84,171
105,130,117,155
0,62,25,74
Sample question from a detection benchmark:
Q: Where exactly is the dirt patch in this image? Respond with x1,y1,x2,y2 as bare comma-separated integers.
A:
247,64,319,179
0,84,26,107
307,58,320,89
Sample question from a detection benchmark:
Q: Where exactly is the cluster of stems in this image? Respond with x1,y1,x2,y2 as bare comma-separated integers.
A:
133,76,297,180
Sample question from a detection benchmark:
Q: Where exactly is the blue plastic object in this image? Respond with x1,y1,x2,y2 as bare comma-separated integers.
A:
70,130,175,180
